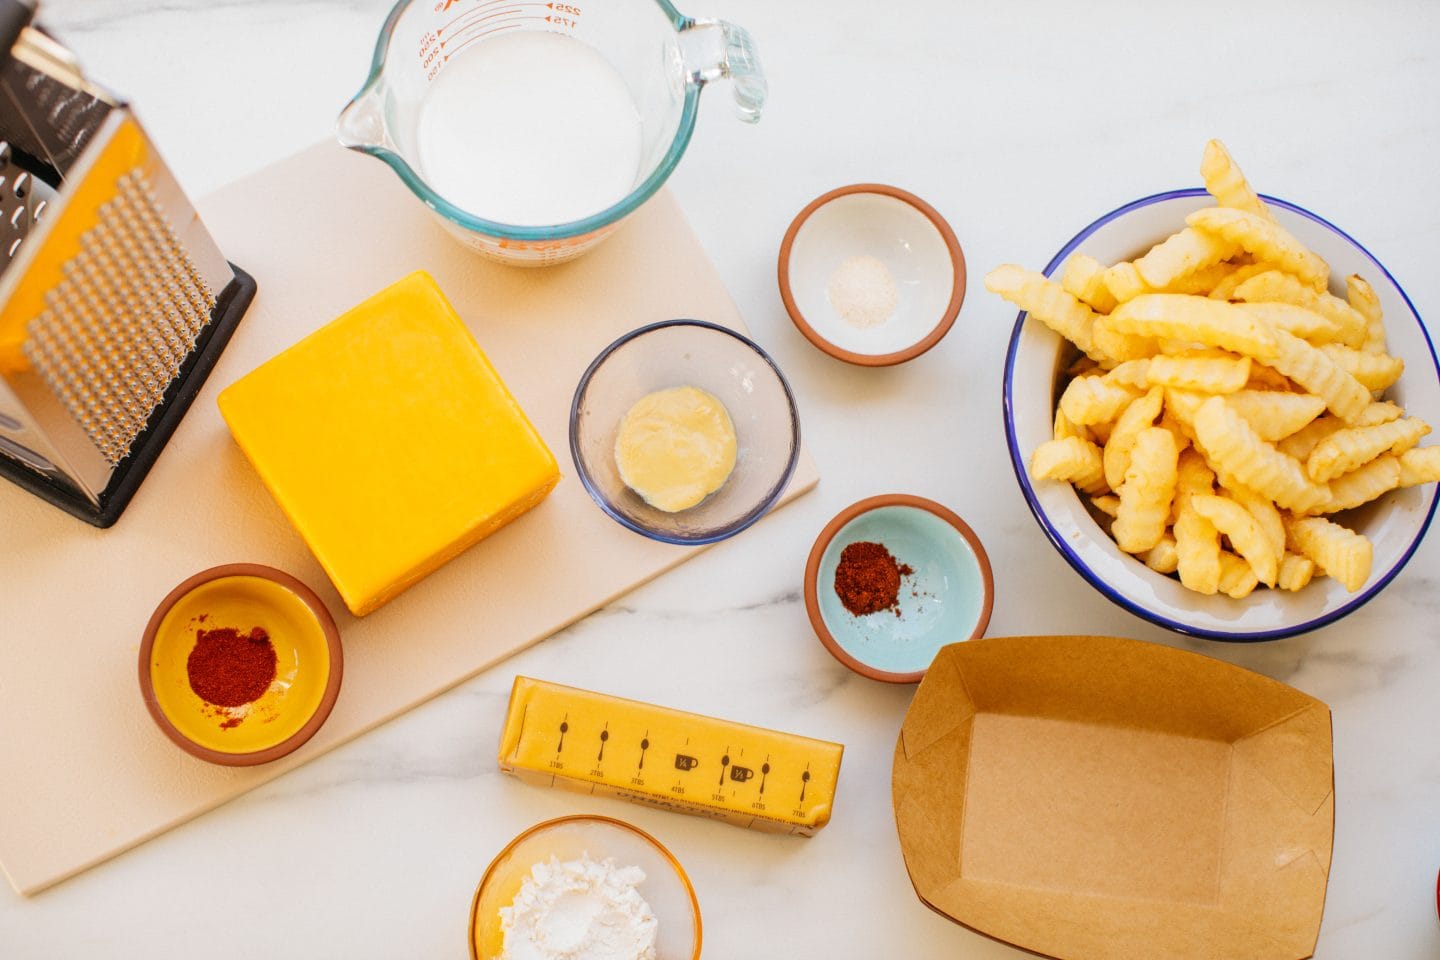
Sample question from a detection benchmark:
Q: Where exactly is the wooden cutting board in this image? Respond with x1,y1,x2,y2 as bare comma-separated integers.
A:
0,141,818,896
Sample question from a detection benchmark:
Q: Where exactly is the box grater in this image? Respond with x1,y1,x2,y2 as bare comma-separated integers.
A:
0,0,254,527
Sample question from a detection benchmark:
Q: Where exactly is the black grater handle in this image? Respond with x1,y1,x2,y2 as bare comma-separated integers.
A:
0,0,35,60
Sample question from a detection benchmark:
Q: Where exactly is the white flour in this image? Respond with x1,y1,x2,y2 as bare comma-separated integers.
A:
499,854,658,960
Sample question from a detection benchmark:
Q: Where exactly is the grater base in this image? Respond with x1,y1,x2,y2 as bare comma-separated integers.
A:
0,263,256,527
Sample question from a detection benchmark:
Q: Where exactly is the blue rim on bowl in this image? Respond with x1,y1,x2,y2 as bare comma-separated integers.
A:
1002,188,1440,642
569,318,802,545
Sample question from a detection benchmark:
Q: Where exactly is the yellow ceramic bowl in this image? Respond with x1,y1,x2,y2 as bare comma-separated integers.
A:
139,563,342,766
469,815,701,960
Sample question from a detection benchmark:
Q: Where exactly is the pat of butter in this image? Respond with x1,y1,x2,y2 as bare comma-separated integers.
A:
218,271,559,616
499,677,844,835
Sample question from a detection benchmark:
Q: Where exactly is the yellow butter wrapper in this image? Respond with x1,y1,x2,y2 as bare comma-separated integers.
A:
499,677,843,835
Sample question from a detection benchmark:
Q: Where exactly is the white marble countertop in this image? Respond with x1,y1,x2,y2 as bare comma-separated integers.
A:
4,0,1440,956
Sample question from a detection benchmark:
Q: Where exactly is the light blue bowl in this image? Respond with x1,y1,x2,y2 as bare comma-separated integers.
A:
804,495,993,682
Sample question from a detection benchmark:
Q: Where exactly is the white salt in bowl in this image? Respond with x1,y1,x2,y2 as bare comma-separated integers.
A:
778,184,966,366
469,815,700,959
1003,189,1440,641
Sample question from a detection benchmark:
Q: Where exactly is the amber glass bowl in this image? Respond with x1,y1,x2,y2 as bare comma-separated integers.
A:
469,815,701,959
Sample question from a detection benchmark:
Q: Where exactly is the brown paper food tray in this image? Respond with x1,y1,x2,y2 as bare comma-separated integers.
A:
892,636,1334,960
0,141,818,896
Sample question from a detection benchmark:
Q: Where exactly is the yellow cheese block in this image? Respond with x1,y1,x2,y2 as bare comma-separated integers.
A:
499,677,844,835
217,271,559,616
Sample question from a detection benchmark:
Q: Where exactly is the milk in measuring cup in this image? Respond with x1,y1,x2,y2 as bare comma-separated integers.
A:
415,31,643,226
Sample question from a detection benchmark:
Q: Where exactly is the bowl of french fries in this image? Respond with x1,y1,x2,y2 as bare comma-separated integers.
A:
993,141,1440,640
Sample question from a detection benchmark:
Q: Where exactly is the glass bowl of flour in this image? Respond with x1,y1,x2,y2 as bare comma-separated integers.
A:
469,815,701,959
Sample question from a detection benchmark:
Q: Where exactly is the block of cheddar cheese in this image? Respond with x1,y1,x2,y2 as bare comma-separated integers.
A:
218,271,559,616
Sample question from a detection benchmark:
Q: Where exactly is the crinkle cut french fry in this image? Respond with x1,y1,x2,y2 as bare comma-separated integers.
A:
1113,427,1179,553
1146,353,1251,394
1278,415,1347,461
1190,494,1279,586
1090,494,1120,518
1345,274,1387,354
1186,208,1329,290
1201,139,1270,218
1164,261,1239,296
1141,534,1180,574
1353,401,1403,427
1217,551,1261,599
1306,418,1431,483
1193,395,1329,513
1318,344,1405,392
1106,293,1278,359
1173,446,1217,519
1285,515,1372,592
1134,227,1236,289
1317,455,1401,514
1059,375,1140,426
1244,363,1295,391
1225,390,1326,442
1264,328,1371,423
1225,483,1286,560
986,265,1101,360
1054,407,1091,443
1235,301,1342,343
1398,447,1440,487
1103,261,1151,304
1174,506,1222,595
1092,322,1158,364
1209,262,1276,301
1103,386,1165,491
1277,552,1316,592
1061,253,1119,314
1104,359,1151,390
1233,270,1366,347
1031,437,1109,496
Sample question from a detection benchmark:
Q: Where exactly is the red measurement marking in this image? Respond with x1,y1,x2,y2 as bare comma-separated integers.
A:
438,0,546,34
440,10,546,47
443,22,525,60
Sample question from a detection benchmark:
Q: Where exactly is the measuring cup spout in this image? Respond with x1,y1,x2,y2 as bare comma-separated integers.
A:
336,84,388,152
678,19,767,124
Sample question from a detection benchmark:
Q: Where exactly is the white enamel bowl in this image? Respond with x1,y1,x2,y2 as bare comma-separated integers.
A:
1003,189,1440,641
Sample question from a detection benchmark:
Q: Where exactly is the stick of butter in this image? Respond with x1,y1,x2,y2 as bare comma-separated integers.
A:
499,677,843,836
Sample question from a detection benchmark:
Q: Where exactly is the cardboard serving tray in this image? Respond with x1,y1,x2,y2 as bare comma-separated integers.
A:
892,635,1334,960
0,141,818,896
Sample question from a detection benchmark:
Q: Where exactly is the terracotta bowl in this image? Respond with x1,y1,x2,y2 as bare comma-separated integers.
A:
778,183,965,366
139,563,342,766
804,494,993,682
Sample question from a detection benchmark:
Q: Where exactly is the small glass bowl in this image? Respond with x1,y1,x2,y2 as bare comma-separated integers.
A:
468,815,701,960
570,319,801,544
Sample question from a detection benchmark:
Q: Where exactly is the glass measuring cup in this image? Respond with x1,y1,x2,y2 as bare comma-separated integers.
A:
337,0,766,266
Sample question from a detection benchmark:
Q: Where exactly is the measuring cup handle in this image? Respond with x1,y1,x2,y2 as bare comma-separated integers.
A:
679,18,767,124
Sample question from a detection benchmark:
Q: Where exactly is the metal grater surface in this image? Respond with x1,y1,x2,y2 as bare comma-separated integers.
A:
0,38,110,177
20,169,217,465
0,137,55,262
